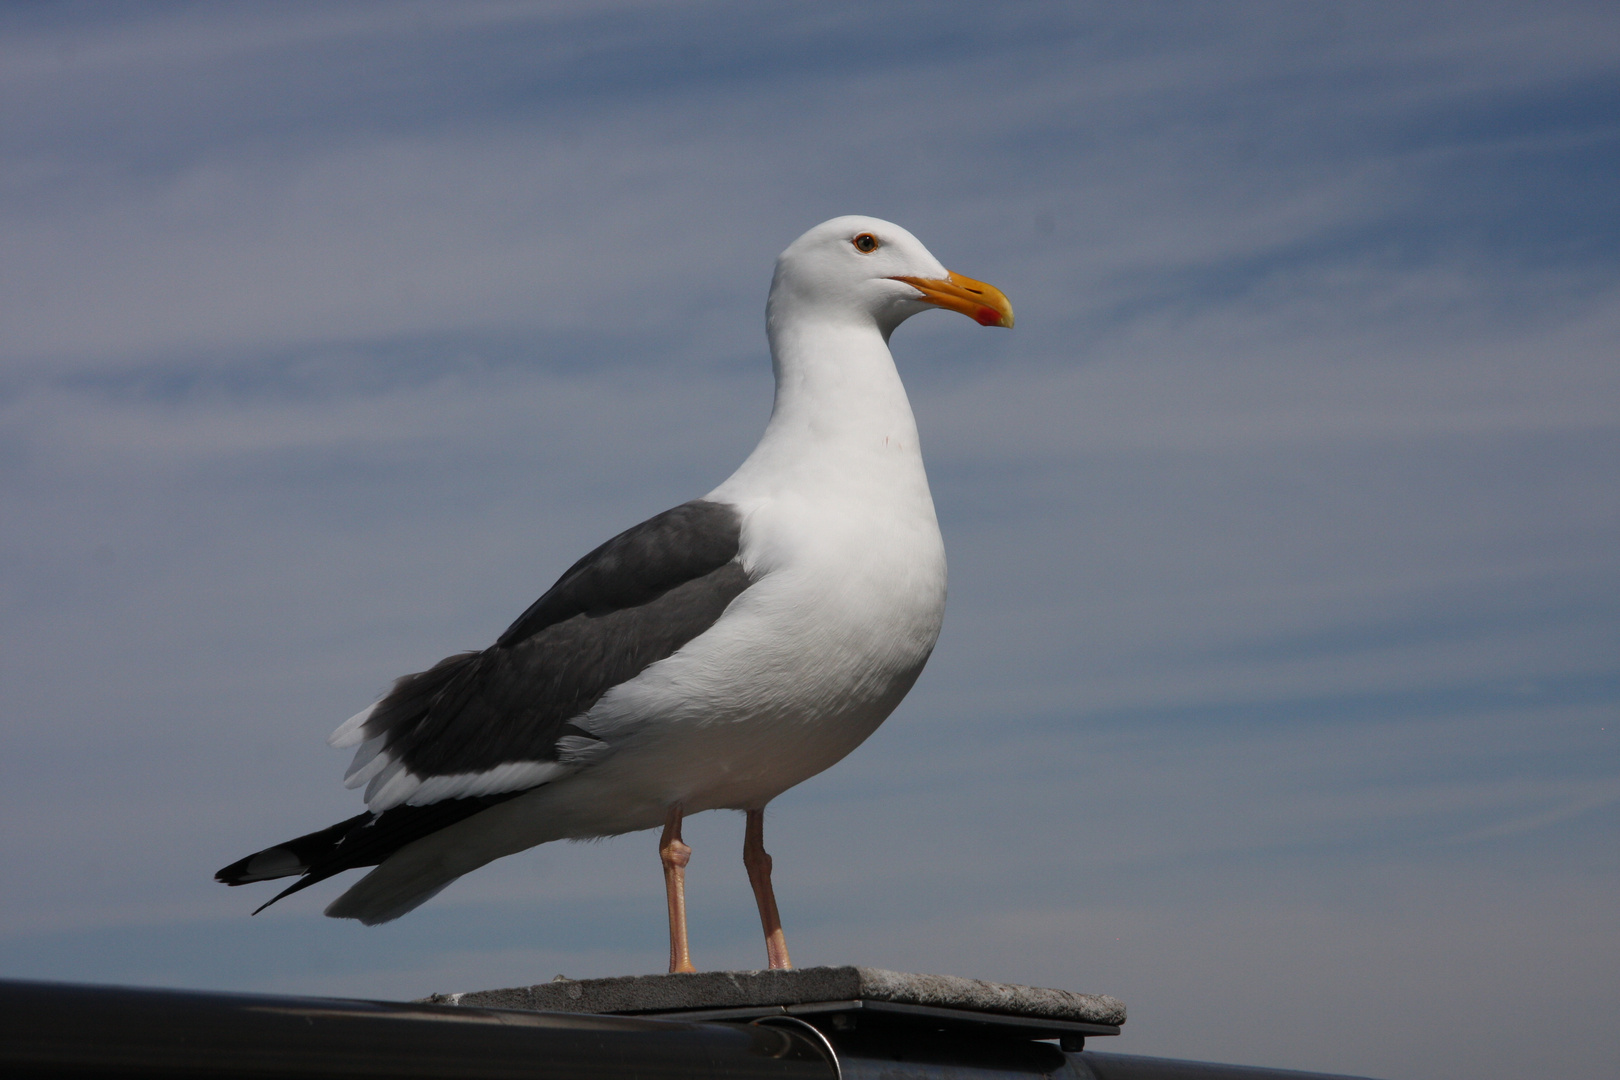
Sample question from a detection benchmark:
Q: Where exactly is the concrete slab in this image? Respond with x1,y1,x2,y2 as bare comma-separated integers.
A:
424,966,1126,1029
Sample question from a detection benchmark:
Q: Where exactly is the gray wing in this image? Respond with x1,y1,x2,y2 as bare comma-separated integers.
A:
357,498,750,788
215,498,752,911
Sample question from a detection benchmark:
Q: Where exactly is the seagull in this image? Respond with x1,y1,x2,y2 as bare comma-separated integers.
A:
216,216,1013,973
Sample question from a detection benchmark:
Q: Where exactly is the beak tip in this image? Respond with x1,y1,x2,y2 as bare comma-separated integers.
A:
892,272,1014,328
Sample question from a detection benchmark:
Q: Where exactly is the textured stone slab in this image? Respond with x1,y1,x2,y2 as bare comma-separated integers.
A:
425,966,1125,1027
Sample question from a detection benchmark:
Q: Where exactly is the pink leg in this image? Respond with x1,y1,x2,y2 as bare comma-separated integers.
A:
660,806,696,974
744,809,792,970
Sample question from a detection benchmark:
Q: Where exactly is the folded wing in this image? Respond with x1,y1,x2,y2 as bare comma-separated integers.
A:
216,499,752,910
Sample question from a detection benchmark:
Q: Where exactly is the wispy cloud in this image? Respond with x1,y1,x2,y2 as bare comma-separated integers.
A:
1,6,1617,1080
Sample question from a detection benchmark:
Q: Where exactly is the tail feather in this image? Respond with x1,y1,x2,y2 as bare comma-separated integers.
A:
215,793,524,916
323,787,576,925
325,871,457,926
215,813,371,885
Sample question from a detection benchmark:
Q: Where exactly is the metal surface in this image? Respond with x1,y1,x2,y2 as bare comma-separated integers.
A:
1071,1052,1378,1080
827,1027,1086,1080
643,997,1121,1042
0,978,833,1079
755,1016,843,1080
0,978,1383,1080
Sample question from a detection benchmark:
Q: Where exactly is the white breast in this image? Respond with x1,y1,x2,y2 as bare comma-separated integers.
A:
568,314,947,814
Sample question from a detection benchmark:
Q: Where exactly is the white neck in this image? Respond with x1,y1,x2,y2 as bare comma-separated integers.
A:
710,306,928,507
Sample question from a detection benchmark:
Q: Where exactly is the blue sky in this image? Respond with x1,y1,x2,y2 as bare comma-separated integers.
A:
1,4,1616,1079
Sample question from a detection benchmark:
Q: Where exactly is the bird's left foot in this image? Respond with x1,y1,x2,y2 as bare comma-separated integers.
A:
745,809,792,971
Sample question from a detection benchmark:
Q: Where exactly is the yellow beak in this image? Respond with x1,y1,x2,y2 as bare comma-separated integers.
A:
889,271,1014,328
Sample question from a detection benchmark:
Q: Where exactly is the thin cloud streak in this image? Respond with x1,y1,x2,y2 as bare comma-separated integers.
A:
1,6,1616,1080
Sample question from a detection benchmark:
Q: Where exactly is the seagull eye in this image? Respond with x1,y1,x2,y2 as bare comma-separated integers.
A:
852,233,880,254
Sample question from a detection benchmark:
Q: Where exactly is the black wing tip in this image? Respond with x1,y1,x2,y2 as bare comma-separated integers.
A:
251,875,322,916
216,811,376,887
223,851,344,915
218,799,518,916
215,845,307,887
217,811,372,890
214,854,268,886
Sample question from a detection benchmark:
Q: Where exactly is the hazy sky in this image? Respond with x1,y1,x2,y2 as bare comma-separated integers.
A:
2,5,1616,1079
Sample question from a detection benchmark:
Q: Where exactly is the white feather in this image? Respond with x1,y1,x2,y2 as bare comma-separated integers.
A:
405,761,569,806
365,758,418,810
343,734,391,789
328,701,378,748
555,734,613,765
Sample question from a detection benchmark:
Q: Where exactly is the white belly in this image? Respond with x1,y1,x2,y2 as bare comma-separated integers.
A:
529,484,947,833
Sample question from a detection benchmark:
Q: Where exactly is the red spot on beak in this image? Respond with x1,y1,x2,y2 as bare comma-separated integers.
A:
974,306,1002,326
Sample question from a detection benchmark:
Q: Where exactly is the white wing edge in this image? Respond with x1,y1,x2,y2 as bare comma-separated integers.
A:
329,701,379,748
363,758,572,812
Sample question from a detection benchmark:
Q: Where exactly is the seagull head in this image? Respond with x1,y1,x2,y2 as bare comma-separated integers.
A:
768,215,1014,337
